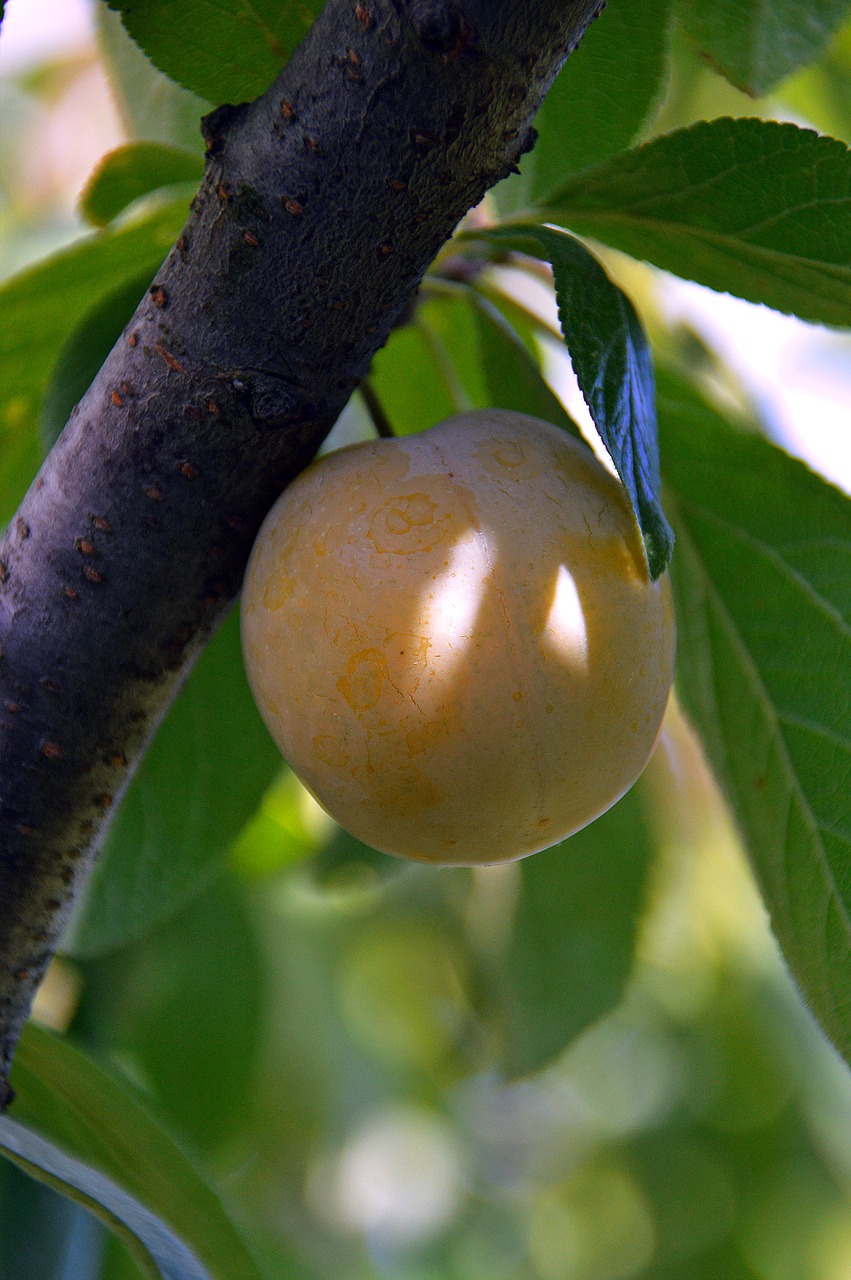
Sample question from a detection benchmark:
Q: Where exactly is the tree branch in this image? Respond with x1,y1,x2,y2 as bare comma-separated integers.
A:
0,0,605,1105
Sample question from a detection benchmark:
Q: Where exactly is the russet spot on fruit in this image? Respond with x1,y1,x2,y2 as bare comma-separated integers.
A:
241,410,675,864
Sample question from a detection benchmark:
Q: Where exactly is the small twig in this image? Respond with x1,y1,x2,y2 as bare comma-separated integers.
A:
359,378,396,438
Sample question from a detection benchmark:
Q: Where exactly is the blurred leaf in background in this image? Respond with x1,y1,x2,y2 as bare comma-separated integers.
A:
97,6,210,150
0,201,187,520
64,613,282,958
1,1022,265,1280
79,142,203,227
675,0,851,95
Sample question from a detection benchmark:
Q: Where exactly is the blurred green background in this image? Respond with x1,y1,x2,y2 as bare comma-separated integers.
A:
1,3,850,1278
5,712,851,1280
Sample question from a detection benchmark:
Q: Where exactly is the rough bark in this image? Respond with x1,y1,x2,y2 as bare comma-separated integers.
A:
0,0,605,1105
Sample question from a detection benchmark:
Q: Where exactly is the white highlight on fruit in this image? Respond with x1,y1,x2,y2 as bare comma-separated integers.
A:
544,564,589,671
421,531,489,663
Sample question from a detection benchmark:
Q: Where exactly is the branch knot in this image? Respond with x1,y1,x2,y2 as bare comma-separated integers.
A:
406,0,474,56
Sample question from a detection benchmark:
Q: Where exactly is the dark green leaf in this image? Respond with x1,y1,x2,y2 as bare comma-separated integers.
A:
676,0,851,95
498,784,654,1077
0,1023,263,1280
63,611,282,957
659,369,851,1063
0,1161,85,1280
105,0,325,105
468,227,673,579
85,877,264,1156
41,273,153,452
0,202,187,523
98,7,210,149
81,143,204,227
497,0,672,211
543,118,851,328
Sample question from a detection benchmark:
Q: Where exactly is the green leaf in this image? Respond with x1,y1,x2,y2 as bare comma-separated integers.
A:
644,1255,764,1280
85,877,264,1157
0,1023,263,1280
675,0,851,95
497,784,654,1077
468,297,563,421
781,22,851,148
367,318,462,435
467,227,673,579
659,369,851,1063
64,611,282,957
0,202,187,523
422,286,581,438
468,292,583,437
81,143,205,228
543,118,851,328
105,0,325,105
41,273,154,453
98,6,210,150
497,0,672,211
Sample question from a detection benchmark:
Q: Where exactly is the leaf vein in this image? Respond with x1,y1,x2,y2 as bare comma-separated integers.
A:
677,499,851,639
675,517,851,942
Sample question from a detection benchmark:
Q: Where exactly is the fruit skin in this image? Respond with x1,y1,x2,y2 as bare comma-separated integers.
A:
241,409,675,865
